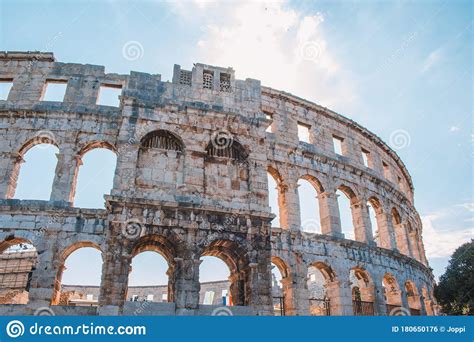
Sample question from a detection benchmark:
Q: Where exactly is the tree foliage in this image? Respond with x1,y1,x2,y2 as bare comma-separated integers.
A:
434,241,474,315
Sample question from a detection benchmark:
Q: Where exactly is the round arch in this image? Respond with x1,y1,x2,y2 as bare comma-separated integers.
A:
17,134,59,157
382,273,403,311
77,140,118,157
51,241,103,305
300,174,325,194
200,239,249,306
128,234,180,303
271,256,289,279
405,280,422,314
307,261,336,316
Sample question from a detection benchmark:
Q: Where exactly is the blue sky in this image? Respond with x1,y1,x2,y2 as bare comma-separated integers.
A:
1,0,472,286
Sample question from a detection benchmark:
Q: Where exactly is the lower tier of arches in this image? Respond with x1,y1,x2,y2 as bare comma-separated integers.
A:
0,201,436,316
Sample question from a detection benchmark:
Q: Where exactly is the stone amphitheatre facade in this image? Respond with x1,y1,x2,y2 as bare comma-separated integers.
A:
0,51,436,316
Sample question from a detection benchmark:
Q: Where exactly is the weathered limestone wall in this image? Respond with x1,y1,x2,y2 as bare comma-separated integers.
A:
0,52,435,316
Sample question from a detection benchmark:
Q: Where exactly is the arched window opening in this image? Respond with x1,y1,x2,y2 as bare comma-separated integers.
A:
54,246,102,306
367,201,379,246
140,130,183,152
350,268,374,315
13,144,59,200
267,173,281,228
298,178,321,233
201,240,247,307
405,281,421,315
407,223,421,261
204,139,249,193
74,148,117,208
383,273,402,315
391,208,402,225
271,262,284,315
422,286,434,315
199,256,231,306
336,189,355,240
307,263,334,316
137,131,184,189
0,242,37,304
391,208,410,255
128,251,170,303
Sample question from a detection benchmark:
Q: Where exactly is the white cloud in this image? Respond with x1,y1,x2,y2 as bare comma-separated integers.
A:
456,202,474,212
449,125,460,132
421,48,442,73
172,0,356,113
421,204,474,259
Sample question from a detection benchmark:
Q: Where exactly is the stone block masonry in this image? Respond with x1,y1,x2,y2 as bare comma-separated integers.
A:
0,51,436,316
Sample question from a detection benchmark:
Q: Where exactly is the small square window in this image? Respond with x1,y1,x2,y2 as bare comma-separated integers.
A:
297,123,310,143
203,70,213,90
42,80,67,102
146,294,154,301
97,84,122,107
361,148,370,168
86,294,93,301
333,136,344,155
161,293,167,302
0,79,13,100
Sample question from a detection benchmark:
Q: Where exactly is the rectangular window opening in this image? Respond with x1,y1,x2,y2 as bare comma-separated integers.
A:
333,135,344,155
361,148,370,168
203,291,215,305
161,293,167,302
397,176,403,189
382,161,390,179
146,294,154,302
86,294,94,301
297,122,310,143
203,70,213,90
97,84,122,107
0,79,14,100
265,112,274,133
41,80,67,102
219,72,231,92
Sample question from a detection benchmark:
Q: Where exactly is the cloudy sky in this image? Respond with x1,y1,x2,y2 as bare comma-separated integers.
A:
1,0,472,285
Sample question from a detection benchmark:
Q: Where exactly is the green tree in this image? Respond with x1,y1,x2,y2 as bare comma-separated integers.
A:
434,240,474,315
